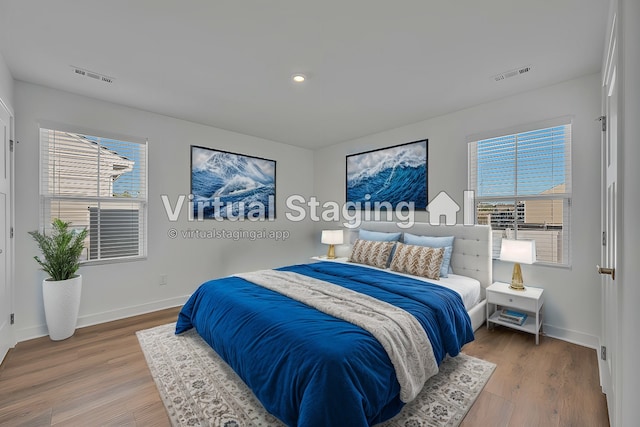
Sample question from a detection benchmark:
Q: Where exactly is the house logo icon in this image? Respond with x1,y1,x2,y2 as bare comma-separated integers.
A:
426,191,460,225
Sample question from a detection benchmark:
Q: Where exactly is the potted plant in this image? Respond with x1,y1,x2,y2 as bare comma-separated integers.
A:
29,219,88,341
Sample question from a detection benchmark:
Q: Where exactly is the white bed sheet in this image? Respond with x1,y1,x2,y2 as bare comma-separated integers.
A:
320,259,482,311
418,274,481,311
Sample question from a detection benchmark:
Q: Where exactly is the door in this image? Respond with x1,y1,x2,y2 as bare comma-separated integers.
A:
0,100,13,363
600,7,620,426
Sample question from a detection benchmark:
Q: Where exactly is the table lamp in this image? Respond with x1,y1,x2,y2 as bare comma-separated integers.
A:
321,230,343,259
500,239,536,291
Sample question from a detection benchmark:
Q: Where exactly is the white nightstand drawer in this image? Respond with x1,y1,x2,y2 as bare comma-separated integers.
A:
487,290,538,312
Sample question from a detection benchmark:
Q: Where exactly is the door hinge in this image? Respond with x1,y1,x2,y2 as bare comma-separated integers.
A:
597,115,607,132
10,313,14,325
602,231,606,246
9,139,13,152
10,226,13,238
601,345,607,361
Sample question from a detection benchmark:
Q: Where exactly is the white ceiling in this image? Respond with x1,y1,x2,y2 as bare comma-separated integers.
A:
0,0,608,149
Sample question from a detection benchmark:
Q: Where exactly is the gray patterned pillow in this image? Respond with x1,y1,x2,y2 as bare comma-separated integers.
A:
389,242,445,280
348,239,396,269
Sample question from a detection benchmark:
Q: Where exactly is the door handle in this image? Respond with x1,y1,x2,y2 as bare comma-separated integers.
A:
597,264,615,280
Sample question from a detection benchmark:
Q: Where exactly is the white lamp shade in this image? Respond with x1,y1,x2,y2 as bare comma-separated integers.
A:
321,230,344,245
500,239,536,264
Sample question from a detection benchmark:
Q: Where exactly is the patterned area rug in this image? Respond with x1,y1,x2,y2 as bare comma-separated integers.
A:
137,323,495,427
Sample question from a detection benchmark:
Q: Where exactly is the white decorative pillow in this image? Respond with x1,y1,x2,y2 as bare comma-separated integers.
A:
389,242,445,280
348,239,396,269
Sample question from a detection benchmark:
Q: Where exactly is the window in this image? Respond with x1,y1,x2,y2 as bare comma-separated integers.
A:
468,120,571,266
39,128,147,262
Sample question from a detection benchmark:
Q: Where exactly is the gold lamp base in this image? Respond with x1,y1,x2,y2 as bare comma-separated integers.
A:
509,262,526,291
326,244,336,259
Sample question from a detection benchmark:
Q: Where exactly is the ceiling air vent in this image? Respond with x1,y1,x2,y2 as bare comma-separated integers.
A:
493,65,532,82
71,66,114,84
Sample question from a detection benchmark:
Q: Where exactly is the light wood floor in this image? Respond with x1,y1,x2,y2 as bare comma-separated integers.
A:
461,326,609,427
0,308,609,427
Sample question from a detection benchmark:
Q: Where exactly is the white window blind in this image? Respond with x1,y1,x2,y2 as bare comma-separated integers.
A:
468,122,571,266
39,128,148,262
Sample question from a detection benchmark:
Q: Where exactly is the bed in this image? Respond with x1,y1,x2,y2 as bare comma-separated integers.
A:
176,222,492,426
349,221,492,332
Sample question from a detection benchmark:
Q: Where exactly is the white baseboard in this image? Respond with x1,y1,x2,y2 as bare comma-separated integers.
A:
542,323,600,350
15,295,190,343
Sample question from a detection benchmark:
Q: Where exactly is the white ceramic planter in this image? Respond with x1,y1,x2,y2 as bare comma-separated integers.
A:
42,274,82,341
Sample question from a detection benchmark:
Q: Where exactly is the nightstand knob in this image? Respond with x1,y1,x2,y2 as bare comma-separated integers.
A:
509,298,513,302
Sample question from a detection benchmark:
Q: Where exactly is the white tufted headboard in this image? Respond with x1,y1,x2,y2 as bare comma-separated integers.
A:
353,221,493,295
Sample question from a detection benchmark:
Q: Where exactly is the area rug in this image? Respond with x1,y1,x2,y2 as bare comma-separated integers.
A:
137,323,495,427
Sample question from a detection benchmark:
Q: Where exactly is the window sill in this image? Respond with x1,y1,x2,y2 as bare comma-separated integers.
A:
80,256,147,266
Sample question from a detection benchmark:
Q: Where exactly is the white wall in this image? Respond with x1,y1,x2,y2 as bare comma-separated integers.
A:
10,72,607,350
314,73,602,348
620,0,640,424
0,52,13,110
14,82,316,341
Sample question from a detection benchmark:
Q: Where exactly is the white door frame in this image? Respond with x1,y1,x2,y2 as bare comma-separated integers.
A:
0,97,15,364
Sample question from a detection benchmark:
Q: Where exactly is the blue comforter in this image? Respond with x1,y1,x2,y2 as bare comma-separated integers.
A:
176,262,474,426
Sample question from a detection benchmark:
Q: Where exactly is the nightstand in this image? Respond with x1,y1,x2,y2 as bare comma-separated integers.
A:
486,281,544,345
311,256,349,262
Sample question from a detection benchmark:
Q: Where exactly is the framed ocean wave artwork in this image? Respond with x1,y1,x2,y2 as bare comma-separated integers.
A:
191,145,276,220
346,139,428,210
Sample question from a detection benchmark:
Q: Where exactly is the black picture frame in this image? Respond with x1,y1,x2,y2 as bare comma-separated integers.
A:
190,145,276,219
346,139,428,210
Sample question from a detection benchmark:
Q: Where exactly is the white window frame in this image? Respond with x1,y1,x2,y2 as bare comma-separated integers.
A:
468,117,572,267
38,124,148,264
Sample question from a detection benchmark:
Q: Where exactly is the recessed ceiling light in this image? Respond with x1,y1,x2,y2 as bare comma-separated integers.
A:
292,73,306,83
